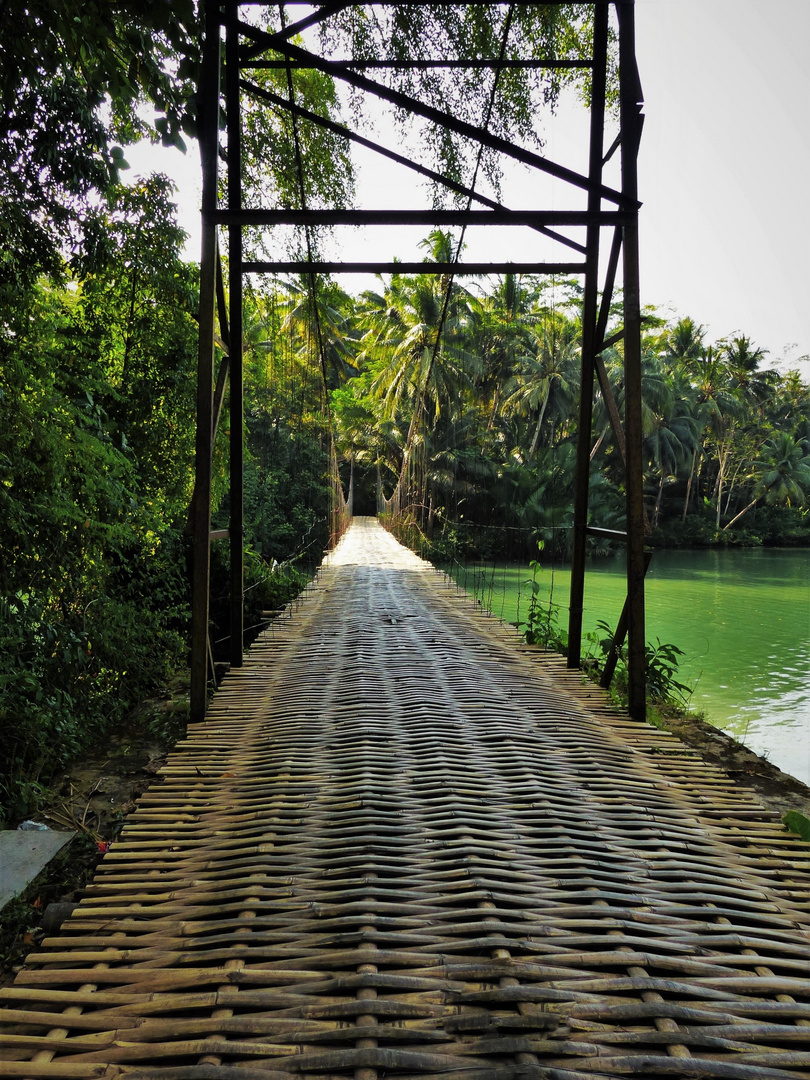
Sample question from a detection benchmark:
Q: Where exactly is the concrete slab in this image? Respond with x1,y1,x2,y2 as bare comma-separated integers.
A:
0,830,75,911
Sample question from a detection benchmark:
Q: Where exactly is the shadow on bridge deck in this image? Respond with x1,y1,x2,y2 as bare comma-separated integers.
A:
2,518,810,1079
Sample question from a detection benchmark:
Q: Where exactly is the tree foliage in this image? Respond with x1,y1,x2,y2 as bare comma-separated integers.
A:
0,179,198,822
0,0,199,285
322,3,612,195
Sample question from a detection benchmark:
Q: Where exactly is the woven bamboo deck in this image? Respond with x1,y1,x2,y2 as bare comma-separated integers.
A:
2,517,810,1079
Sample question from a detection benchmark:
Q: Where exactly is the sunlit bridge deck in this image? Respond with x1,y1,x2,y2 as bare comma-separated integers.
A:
2,517,810,1080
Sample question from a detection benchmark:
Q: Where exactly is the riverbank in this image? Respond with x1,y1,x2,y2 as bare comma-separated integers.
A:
650,706,810,818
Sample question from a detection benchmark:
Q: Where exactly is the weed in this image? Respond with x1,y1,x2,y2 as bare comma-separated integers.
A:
516,546,568,652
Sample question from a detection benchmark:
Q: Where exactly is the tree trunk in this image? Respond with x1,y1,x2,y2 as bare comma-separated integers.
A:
714,453,726,531
487,385,500,432
528,392,550,457
714,443,733,530
724,458,744,515
695,447,705,504
682,448,697,523
723,496,760,531
590,423,610,462
653,472,665,528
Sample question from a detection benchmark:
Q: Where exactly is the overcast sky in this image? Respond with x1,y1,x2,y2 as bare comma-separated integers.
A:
636,0,809,372
127,0,809,375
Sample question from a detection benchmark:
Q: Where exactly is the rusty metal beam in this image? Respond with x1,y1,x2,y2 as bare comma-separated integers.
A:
600,550,652,690
618,0,647,722
227,1,245,670
247,58,592,70
567,0,608,671
212,208,632,227
191,0,223,724
255,1,353,48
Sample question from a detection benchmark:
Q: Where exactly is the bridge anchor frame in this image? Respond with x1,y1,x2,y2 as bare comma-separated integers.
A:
191,0,648,722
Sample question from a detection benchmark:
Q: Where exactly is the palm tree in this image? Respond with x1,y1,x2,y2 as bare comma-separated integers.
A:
664,316,705,367
475,271,538,428
769,369,810,445
361,272,477,424
353,237,481,520
277,276,357,389
660,318,705,521
723,335,777,408
723,432,810,531
503,314,579,457
682,346,743,527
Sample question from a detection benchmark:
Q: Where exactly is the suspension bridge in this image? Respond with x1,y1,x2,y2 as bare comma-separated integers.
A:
2,517,810,1079
4,3,809,1077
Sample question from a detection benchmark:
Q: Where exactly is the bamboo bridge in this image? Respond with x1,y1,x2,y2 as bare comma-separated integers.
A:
2,517,810,1080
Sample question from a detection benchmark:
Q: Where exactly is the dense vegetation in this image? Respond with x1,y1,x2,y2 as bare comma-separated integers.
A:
0,0,198,820
0,216,340,822
314,259,810,560
0,0,332,821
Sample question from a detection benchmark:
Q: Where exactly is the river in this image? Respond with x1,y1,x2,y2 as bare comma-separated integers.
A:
452,547,810,786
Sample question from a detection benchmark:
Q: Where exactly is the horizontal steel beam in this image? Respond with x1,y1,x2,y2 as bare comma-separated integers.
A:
243,261,587,275
237,1,613,6
246,58,592,70
211,209,632,227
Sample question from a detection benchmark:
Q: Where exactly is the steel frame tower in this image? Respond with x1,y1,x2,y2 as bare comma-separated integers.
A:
190,0,647,722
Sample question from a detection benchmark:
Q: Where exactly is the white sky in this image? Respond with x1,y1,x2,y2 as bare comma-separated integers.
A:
636,0,810,374
125,0,810,375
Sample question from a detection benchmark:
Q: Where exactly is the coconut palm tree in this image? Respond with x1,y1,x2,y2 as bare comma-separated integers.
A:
502,314,579,457
723,432,810,531
722,335,777,409
681,346,744,527
361,272,478,425
664,316,705,367
643,398,699,527
475,271,538,429
277,276,357,389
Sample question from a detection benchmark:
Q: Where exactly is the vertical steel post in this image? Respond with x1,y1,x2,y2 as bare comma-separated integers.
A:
190,0,222,722
567,2,609,667
226,2,244,668
618,0,647,720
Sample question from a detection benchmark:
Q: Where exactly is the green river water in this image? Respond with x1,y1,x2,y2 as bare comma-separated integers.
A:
452,548,810,786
